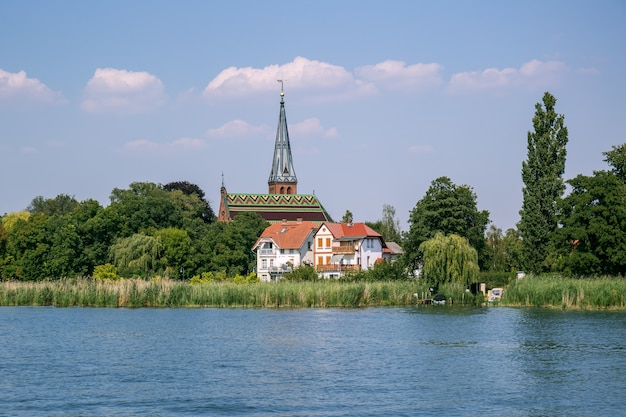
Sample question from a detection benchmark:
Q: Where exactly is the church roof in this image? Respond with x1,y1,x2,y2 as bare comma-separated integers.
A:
268,89,297,185
222,193,333,224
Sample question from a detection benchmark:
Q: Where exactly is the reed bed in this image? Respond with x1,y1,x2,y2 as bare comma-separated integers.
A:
502,275,626,310
0,278,426,308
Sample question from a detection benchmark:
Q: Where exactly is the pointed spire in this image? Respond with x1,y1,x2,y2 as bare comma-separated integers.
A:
268,82,297,194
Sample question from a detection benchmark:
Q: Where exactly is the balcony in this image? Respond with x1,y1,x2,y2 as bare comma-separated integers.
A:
259,249,275,256
332,245,356,254
315,264,361,272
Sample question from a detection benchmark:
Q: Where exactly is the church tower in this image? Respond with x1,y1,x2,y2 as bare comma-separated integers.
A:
268,82,297,194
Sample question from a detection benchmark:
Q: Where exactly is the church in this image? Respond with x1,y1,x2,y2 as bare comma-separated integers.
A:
217,87,333,224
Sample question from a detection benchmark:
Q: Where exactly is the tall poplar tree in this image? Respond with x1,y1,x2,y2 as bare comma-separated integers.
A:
518,92,568,273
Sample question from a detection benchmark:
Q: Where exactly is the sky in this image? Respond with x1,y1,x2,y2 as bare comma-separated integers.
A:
1,1,625,232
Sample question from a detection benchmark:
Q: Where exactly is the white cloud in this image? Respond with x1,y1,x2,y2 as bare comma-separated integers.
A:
290,118,339,139
206,119,270,139
81,68,167,113
203,56,376,102
0,69,64,104
122,137,206,154
447,59,568,94
355,60,444,92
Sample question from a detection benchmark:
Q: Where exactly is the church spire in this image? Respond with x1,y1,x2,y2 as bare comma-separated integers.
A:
268,81,297,194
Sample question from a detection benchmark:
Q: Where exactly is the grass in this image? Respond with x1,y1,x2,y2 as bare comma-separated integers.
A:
0,278,432,308
500,275,626,310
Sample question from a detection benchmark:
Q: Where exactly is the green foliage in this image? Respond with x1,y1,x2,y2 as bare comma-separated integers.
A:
28,194,78,216
283,265,320,281
404,177,489,270
110,233,163,277
519,92,569,273
603,142,626,182
366,204,402,243
554,170,626,276
503,275,626,309
419,232,479,287
341,210,354,223
93,263,120,281
163,180,215,222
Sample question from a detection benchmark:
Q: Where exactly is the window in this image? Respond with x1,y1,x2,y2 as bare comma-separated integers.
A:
326,238,331,247
262,259,267,268
318,256,323,265
317,238,323,248
270,259,274,267
280,249,285,254
326,256,331,265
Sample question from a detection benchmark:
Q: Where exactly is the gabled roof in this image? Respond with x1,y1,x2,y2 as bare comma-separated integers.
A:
323,222,384,240
253,220,319,250
222,192,333,224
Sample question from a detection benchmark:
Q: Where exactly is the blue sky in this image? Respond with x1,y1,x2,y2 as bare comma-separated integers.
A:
1,1,625,232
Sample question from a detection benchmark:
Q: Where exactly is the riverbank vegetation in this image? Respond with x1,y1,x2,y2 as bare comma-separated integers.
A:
500,275,626,310
0,278,433,308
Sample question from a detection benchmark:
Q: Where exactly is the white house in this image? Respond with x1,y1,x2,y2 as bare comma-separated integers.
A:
313,222,386,278
252,219,318,282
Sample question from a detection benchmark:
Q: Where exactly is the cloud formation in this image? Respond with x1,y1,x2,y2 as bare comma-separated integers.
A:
206,120,271,140
203,56,376,102
355,60,444,92
290,118,339,139
0,69,63,104
447,60,567,94
81,68,167,113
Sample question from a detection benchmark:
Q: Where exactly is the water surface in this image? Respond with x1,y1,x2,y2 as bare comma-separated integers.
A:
1,307,624,416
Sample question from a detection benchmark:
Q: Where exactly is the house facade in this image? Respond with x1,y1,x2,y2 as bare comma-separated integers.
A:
313,222,386,278
252,219,318,282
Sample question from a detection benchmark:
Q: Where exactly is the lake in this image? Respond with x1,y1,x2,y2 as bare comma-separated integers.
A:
0,306,625,416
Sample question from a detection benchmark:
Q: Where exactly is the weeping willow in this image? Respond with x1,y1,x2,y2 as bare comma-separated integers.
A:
110,233,163,275
419,232,479,286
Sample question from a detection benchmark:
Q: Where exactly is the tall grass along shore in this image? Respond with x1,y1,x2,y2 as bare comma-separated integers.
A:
1,276,624,309
500,275,626,310
0,278,432,308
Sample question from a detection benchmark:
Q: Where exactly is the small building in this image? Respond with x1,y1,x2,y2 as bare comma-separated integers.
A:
313,222,387,278
252,219,318,282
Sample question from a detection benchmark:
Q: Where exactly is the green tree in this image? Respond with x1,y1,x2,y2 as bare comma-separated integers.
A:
603,142,626,182
109,233,163,277
404,176,489,271
28,194,79,216
164,181,215,223
109,182,183,236
341,210,354,223
367,204,402,243
419,232,479,287
518,92,568,273
484,225,506,272
554,170,626,276
153,227,192,278
503,228,523,272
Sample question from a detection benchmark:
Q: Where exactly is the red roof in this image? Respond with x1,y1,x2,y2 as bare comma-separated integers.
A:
254,220,318,250
324,222,382,239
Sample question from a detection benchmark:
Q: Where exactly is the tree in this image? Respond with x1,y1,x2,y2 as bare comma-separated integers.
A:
153,227,192,278
28,194,78,216
518,92,568,273
603,142,626,182
109,233,163,277
484,225,506,272
367,204,402,243
164,181,215,223
419,233,479,287
554,170,626,276
404,176,490,271
341,210,353,223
